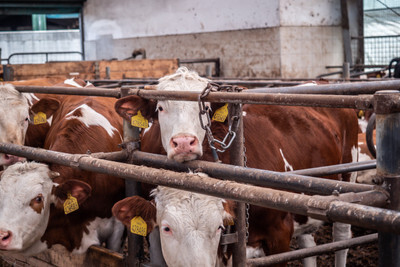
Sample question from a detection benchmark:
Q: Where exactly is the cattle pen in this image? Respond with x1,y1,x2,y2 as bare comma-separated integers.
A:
1,79,400,266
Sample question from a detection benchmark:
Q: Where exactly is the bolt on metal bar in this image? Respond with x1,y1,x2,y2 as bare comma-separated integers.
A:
0,143,393,233
128,151,375,195
247,233,378,266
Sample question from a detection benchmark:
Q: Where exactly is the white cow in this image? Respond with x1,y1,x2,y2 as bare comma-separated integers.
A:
0,84,29,166
0,162,91,255
113,175,234,267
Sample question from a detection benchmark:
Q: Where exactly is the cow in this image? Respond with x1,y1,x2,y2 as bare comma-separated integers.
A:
0,162,91,255
113,173,235,267
114,67,359,266
356,130,377,184
0,84,30,167
0,81,126,255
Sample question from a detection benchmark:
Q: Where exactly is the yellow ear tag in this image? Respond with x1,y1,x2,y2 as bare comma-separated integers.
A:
33,112,47,125
130,216,147,236
131,111,149,128
212,104,228,122
63,193,79,214
226,218,235,226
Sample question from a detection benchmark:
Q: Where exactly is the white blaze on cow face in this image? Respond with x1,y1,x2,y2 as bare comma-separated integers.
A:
0,84,29,167
0,162,54,254
152,185,231,267
156,67,209,162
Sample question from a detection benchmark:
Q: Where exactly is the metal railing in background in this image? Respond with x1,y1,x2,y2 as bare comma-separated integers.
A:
1,51,84,65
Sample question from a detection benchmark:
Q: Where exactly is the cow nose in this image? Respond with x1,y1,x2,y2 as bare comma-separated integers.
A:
171,136,198,154
0,230,12,249
4,154,25,165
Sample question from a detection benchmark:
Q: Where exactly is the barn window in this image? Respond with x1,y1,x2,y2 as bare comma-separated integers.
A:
0,0,85,64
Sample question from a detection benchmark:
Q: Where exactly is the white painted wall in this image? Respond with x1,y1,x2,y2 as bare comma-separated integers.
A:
82,0,344,78
83,0,280,40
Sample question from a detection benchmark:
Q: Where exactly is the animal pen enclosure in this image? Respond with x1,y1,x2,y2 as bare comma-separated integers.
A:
0,78,400,266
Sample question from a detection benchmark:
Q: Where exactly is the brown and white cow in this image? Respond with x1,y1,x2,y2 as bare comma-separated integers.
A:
113,173,235,267
0,162,91,255
0,82,126,255
115,67,359,266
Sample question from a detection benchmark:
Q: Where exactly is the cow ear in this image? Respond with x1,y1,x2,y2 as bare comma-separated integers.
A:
112,196,157,234
53,179,92,207
115,95,157,121
29,98,60,123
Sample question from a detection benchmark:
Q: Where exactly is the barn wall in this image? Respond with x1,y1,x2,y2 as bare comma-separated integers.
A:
83,0,344,78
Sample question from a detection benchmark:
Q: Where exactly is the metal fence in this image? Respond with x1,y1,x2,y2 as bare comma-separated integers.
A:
352,35,400,66
4,80,400,266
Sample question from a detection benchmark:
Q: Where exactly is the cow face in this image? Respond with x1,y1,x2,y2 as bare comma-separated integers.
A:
0,162,91,255
115,67,210,162
113,181,233,267
154,186,231,267
0,84,30,167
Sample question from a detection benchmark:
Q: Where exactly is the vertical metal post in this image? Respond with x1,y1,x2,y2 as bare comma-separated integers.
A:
343,62,350,80
121,88,142,267
375,90,400,267
229,103,247,266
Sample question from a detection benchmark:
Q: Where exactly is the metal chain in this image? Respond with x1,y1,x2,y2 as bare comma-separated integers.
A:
198,83,243,158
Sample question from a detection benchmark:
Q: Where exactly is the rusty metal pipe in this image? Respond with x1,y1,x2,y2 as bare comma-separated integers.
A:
14,85,121,98
129,151,375,195
251,80,400,95
129,89,375,110
247,233,378,266
0,143,394,233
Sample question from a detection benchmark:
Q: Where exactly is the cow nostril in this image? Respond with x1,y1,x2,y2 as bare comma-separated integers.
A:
173,141,178,148
2,233,10,241
190,140,195,146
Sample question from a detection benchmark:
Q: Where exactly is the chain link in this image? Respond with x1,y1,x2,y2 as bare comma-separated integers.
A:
198,83,243,158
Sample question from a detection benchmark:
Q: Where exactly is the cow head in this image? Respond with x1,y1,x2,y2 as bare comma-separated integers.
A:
0,162,91,255
113,181,234,267
0,84,30,167
115,67,213,162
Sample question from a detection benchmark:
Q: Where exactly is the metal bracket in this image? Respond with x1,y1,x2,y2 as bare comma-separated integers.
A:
220,232,238,245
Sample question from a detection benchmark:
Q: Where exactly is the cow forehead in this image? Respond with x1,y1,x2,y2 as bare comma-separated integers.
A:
157,67,209,92
154,187,225,229
0,162,53,197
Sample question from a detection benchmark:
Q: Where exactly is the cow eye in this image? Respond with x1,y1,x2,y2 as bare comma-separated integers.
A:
163,226,170,232
158,106,164,112
34,194,43,203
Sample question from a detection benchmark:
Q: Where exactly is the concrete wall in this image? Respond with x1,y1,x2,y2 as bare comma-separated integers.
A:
0,30,82,64
82,0,344,78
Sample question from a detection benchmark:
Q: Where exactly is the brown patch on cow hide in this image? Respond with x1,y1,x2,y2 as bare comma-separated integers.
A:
70,109,83,117
30,194,44,214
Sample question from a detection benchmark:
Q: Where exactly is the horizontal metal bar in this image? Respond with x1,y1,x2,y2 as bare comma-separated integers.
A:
0,143,393,233
247,233,378,266
14,85,121,98
130,151,375,195
13,85,376,109
251,79,400,95
130,89,375,109
290,160,376,176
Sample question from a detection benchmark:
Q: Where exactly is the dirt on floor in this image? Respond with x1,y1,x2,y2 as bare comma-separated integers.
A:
289,223,378,267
